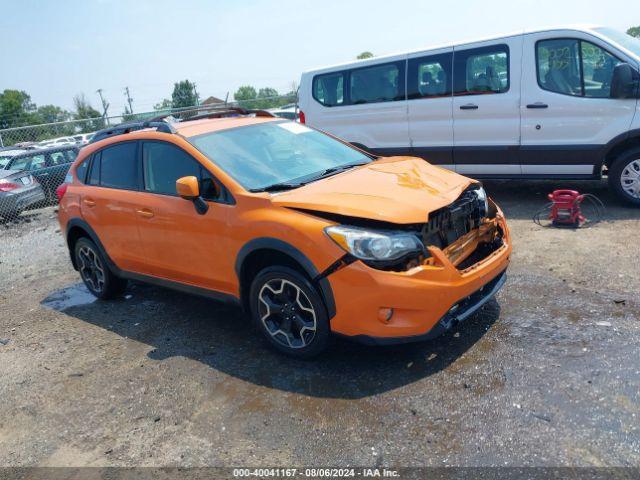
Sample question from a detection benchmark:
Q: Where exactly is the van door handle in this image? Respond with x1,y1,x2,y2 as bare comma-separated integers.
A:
136,208,154,219
526,102,548,109
459,103,478,110
83,198,96,207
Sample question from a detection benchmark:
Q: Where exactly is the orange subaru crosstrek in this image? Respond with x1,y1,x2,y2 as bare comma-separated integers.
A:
57,108,511,357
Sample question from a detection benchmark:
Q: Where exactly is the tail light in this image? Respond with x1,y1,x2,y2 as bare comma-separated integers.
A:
298,110,306,124
56,183,69,202
56,172,73,202
0,179,19,192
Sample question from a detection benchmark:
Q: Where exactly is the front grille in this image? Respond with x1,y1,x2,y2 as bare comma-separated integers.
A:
422,187,483,249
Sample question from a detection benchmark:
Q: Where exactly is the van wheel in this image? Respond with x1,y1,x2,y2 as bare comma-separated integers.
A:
249,266,330,358
609,147,640,206
74,237,128,300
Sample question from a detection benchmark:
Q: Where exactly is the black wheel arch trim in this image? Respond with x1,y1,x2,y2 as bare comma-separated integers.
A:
65,218,118,273
599,128,640,171
235,237,337,319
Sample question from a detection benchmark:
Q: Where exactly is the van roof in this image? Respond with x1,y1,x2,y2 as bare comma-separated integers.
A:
302,24,602,74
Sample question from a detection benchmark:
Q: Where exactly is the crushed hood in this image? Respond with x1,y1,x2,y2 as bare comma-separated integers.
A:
271,157,474,224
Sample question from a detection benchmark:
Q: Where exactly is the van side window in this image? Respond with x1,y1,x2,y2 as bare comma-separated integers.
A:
99,142,138,190
537,39,622,98
453,44,509,95
313,72,345,107
408,53,453,99
349,62,405,104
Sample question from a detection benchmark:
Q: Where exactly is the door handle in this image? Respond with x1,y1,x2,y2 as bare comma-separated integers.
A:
83,198,96,207
526,102,548,109
136,208,154,219
460,103,478,110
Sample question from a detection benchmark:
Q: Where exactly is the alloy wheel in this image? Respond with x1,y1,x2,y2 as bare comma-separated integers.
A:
620,159,640,199
78,245,105,293
258,278,317,349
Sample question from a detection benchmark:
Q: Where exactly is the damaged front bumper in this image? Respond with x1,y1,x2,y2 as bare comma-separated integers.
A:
326,207,511,343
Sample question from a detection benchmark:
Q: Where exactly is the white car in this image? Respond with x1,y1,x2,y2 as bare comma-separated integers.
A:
72,133,94,145
298,25,640,205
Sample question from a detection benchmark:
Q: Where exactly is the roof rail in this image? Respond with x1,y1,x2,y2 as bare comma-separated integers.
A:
89,120,176,144
89,105,276,144
148,105,275,123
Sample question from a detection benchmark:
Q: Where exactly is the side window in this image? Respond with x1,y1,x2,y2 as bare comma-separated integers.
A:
49,152,67,166
537,39,621,97
142,142,221,201
312,72,345,107
581,41,621,98
75,159,90,183
100,142,138,190
12,154,45,171
88,153,101,186
64,149,78,163
349,62,405,104
454,44,509,95
408,52,453,99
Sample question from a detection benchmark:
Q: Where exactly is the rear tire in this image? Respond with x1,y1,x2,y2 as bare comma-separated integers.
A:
74,237,128,300
608,147,640,206
249,266,330,358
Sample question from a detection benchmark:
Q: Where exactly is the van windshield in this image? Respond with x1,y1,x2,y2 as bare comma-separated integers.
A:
595,27,640,58
189,121,372,192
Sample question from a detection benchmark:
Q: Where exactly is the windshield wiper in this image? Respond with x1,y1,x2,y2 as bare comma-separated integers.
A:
250,182,305,193
250,162,368,193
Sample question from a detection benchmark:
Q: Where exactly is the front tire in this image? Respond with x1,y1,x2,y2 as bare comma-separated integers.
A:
249,266,330,358
608,147,640,206
74,237,127,300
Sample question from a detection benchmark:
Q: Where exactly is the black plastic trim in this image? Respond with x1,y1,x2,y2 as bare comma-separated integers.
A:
235,237,337,319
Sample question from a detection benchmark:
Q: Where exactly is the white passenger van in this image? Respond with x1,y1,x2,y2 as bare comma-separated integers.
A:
298,26,640,204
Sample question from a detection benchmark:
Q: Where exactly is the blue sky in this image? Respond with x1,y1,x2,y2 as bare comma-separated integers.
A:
1,0,635,114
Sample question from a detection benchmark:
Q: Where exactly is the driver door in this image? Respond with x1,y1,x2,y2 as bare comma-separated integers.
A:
134,141,235,295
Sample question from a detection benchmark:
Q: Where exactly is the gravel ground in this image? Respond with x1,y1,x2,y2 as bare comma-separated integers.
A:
0,179,639,468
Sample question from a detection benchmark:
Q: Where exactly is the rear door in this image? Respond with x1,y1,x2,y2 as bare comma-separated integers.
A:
520,31,637,175
407,48,454,167
452,35,523,175
80,142,147,272
309,60,410,154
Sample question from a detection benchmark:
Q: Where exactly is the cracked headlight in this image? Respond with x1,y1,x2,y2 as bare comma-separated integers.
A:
473,185,489,217
325,225,424,262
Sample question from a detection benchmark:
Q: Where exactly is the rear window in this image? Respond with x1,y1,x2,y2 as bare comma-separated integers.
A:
99,142,139,190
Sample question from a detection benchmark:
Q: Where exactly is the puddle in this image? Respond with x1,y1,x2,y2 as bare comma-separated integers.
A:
42,283,96,311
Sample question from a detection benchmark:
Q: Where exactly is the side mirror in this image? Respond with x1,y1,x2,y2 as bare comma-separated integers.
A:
176,176,200,199
176,176,208,215
611,63,639,99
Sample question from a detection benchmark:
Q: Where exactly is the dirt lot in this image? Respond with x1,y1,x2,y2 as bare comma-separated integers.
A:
0,179,639,468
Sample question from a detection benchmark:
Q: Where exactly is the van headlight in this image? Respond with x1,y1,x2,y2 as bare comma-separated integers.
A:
325,225,424,262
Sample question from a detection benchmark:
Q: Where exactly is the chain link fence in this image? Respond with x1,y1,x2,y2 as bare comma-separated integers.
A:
0,95,297,228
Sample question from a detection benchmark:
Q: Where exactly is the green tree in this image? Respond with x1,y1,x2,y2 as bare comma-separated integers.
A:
154,98,173,111
73,94,104,132
0,89,37,129
628,26,640,38
234,85,258,108
35,105,74,139
171,80,198,109
357,51,374,59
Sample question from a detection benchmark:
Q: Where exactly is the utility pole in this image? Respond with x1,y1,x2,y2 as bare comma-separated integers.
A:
124,87,134,114
96,89,110,126
192,83,200,106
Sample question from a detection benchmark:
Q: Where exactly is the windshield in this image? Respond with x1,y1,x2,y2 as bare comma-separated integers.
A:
189,121,371,191
595,27,640,59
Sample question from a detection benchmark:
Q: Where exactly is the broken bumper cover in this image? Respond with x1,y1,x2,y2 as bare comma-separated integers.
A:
343,270,507,345
327,212,511,343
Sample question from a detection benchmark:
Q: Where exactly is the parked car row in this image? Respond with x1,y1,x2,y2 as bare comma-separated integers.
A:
0,145,79,220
